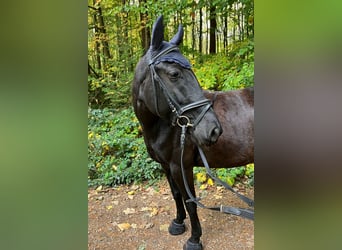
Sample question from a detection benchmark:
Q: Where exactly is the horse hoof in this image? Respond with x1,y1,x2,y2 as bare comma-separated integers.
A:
168,220,186,235
183,239,203,250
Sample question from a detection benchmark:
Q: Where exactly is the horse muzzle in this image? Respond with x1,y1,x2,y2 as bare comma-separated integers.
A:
192,118,222,147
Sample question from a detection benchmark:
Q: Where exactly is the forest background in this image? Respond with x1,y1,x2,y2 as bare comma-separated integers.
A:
87,0,254,187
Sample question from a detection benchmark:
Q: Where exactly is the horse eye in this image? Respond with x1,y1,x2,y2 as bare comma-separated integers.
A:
168,71,180,80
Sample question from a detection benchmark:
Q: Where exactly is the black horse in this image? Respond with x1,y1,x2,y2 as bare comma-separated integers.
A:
132,16,254,250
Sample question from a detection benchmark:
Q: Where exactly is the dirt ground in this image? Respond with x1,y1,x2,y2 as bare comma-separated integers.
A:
88,179,254,250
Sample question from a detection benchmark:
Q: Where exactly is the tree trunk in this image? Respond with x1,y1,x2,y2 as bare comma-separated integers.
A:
240,7,244,41
209,4,216,54
92,5,101,70
191,9,196,55
199,7,203,54
223,15,228,52
97,6,111,59
139,2,150,51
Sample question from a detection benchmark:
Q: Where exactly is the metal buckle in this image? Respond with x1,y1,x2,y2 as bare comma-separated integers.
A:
176,116,193,127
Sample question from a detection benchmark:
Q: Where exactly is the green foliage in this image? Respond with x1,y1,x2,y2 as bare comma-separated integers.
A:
88,107,163,186
194,164,254,187
88,0,254,108
88,71,133,109
193,40,254,91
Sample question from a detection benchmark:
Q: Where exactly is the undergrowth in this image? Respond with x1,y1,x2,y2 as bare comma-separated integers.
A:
88,107,163,187
88,107,254,188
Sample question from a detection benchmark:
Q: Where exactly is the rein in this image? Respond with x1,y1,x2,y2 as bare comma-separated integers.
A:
179,124,255,221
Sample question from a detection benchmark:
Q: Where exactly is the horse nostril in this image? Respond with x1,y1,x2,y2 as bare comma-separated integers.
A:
210,127,222,143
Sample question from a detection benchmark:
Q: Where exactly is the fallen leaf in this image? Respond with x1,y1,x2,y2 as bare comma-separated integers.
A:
117,223,131,231
128,195,134,200
131,185,140,191
150,207,158,217
207,178,214,186
123,208,136,215
150,202,158,207
146,187,156,196
159,224,169,232
107,205,113,210
159,206,171,213
216,186,224,193
199,190,208,198
127,190,135,195
144,223,154,229
214,194,222,200
200,184,207,190
96,185,103,191
95,196,104,201
140,207,152,212
196,172,207,183
137,243,146,250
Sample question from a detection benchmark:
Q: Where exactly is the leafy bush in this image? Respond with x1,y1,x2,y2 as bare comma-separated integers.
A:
88,107,163,186
88,106,254,188
88,71,133,109
194,164,254,188
193,39,254,91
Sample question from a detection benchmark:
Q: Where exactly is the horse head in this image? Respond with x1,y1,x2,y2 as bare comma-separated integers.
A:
134,15,222,146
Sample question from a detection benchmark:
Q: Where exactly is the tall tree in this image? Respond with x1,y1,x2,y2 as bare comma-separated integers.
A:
89,4,102,70
96,3,111,60
222,14,228,52
139,0,150,51
199,7,203,54
209,3,217,54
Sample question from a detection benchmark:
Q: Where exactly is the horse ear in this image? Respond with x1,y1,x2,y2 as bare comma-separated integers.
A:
151,15,164,50
170,25,183,46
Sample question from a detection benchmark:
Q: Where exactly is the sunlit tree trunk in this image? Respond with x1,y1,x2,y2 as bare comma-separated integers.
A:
96,5,111,60
91,5,101,70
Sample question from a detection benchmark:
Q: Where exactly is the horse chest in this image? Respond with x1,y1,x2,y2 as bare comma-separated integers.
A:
143,122,180,164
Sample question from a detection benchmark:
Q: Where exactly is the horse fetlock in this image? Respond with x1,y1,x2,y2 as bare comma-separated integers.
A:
168,220,186,235
183,239,203,250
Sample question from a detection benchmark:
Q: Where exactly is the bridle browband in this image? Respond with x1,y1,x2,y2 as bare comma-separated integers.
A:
148,45,212,128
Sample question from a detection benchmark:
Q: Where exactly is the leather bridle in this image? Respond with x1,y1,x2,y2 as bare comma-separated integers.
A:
148,45,254,220
148,45,212,128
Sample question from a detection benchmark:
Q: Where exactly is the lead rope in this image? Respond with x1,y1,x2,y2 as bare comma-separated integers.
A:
179,125,254,220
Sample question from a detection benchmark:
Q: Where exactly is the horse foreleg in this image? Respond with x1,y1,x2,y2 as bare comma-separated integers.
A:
165,169,186,235
170,164,203,250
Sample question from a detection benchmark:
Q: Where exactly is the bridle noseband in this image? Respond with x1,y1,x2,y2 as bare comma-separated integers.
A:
148,45,212,128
